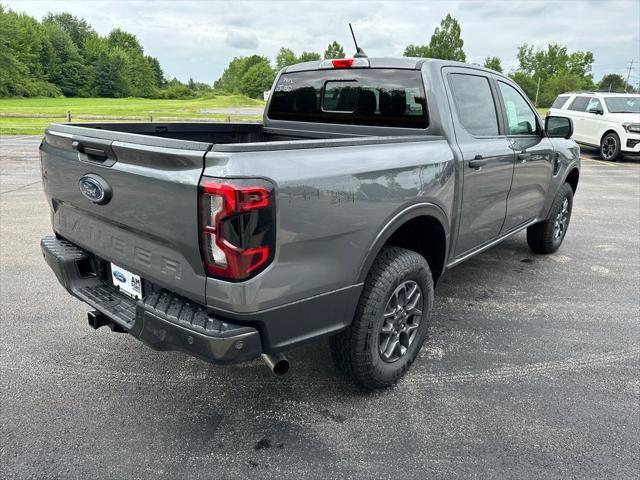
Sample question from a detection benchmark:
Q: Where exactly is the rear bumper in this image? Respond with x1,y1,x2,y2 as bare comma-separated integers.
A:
41,236,262,364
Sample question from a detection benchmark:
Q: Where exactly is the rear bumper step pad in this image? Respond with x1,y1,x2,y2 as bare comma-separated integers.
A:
41,235,262,364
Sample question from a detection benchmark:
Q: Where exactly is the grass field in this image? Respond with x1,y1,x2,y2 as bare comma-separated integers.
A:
0,96,265,135
0,96,550,135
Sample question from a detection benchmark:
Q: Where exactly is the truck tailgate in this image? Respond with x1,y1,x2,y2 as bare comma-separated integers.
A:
40,128,210,304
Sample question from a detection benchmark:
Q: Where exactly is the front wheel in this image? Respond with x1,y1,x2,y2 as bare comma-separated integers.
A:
329,246,434,390
600,132,622,161
527,182,573,254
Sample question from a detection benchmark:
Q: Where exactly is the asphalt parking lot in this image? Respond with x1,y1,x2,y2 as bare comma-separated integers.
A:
1,135,638,479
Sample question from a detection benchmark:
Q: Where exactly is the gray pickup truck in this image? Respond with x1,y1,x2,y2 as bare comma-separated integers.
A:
40,57,580,389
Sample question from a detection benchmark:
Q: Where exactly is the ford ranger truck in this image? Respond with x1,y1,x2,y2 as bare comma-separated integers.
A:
39,57,580,389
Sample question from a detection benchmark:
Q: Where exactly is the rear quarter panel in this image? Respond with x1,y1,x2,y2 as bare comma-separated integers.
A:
203,140,455,312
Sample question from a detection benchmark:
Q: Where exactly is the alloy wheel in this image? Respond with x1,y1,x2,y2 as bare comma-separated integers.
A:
553,197,570,240
379,280,423,363
602,136,617,160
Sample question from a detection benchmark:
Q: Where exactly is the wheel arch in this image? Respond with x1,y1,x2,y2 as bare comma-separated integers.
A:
357,203,450,285
564,167,580,194
600,129,620,145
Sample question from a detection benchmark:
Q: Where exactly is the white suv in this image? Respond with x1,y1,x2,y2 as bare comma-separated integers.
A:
548,92,640,161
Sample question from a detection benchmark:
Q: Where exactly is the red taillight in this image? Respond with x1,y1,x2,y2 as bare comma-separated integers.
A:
199,178,275,281
331,58,354,68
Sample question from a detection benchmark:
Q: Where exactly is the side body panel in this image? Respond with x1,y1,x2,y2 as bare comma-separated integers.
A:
440,66,515,257
202,139,456,313
568,103,588,144
493,77,555,231
502,136,554,230
542,138,581,216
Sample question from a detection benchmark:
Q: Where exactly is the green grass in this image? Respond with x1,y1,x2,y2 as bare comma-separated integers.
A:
0,96,551,136
0,95,265,135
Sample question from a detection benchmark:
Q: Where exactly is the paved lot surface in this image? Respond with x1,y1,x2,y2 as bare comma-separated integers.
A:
1,135,639,479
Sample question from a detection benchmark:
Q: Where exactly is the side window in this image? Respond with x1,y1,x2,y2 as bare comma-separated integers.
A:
551,95,569,109
568,96,590,112
498,81,539,135
448,73,499,136
586,97,602,111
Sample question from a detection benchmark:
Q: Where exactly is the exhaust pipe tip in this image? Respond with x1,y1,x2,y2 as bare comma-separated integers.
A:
261,353,290,376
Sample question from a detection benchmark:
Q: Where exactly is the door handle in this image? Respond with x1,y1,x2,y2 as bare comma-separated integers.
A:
517,153,532,163
468,155,488,169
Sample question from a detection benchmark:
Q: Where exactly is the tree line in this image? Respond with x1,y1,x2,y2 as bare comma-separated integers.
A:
0,6,167,98
214,13,636,105
0,5,220,99
1,5,635,104
212,42,346,98
403,13,637,105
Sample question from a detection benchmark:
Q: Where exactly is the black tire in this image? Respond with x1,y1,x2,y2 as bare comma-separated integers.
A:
329,246,434,390
527,182,573,254
600,132,622,161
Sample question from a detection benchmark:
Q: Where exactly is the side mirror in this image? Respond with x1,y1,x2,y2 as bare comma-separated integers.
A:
545,116,573,139
587,107,604,115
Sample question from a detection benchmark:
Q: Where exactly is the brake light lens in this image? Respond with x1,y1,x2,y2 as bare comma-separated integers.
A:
332,58,354,68
319,57,370,69
199,178,275,281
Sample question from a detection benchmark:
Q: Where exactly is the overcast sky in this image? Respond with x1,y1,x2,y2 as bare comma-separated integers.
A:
5,0,640,86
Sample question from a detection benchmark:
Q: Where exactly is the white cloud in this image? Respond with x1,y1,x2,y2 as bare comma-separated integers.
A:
4,0,639,85
225,30,259,50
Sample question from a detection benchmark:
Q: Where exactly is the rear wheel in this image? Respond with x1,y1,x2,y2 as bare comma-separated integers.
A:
527,182,573,254
600,132,622,161
329,246,434,390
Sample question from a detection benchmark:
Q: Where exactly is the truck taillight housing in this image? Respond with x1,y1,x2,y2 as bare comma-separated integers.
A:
199,177,276,281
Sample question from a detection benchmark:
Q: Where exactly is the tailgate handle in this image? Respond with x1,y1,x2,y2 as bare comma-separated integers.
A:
72,140,108,161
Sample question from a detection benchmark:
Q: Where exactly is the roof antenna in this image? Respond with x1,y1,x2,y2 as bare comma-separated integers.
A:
349,23,367,58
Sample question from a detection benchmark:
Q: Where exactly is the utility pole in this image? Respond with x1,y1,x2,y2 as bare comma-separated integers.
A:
624,59,634,93
534,77,541,107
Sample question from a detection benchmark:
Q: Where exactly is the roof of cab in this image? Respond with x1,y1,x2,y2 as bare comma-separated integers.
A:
282,57,506,78
559,91,640,97
284,57,430,73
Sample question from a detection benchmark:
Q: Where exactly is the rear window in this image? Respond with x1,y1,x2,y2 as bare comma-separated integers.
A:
268,69,428,129
551,95,569,109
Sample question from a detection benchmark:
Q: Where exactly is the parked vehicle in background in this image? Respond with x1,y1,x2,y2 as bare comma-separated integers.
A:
549,92,640,161
40,57,580,390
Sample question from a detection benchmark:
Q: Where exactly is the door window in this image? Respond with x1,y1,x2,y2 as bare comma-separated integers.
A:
551,95,570,109
497,81,539,135
448,73,499,136
568,96,590,111
586,97,602,111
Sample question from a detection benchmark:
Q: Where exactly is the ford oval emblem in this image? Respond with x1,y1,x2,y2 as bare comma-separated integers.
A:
113,271,126,283
79,174,111,205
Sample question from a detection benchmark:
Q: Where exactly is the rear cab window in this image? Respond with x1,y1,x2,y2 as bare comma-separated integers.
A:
448,73,499,136
268,69,428,129
551,95,570,109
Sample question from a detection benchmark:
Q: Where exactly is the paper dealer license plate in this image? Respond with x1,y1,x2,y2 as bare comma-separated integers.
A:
110,263,142,300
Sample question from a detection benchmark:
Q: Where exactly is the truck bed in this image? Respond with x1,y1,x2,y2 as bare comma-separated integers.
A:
47,122,439,153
